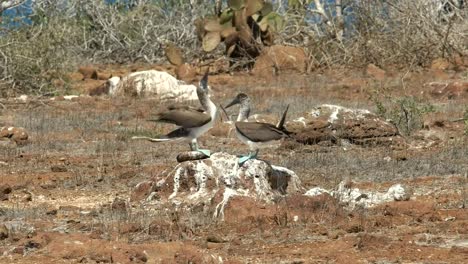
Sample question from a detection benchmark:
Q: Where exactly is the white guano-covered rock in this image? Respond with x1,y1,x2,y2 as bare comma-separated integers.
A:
135,152,302,219
305,181,412,209
107,70,198,101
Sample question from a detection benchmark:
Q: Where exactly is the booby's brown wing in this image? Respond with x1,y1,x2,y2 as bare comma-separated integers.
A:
150,109,211,128
166,104,205,113
235,122,287,142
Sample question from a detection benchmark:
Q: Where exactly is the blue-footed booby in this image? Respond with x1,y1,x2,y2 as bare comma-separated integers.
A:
225,93,289,164
132,71,217,156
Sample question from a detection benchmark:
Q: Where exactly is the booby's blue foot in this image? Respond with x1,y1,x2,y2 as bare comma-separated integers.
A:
238,150,259,165
238,155,251,165
197,149,211,157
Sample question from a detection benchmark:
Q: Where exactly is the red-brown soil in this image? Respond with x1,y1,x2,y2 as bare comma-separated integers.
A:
0,64,467,263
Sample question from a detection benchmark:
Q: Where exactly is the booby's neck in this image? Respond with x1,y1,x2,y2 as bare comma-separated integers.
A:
237,99,251,122
197,87,217,119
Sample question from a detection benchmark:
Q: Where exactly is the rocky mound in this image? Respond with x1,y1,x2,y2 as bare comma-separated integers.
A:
0,126,28,147
286,104,406,147
132,152,303,219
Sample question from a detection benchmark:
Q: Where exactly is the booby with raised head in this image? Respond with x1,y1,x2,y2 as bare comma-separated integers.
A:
225,93,289,164
132,71,217,156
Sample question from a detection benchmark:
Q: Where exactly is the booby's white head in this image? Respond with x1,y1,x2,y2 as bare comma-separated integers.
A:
225,93,251,122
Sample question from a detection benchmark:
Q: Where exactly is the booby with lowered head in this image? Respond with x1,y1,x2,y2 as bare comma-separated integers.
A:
132,71,217,156
224,93,290,164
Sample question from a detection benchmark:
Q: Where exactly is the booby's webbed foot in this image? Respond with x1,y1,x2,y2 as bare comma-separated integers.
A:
238,150,259,165
238,155,251,165
196,148,211,157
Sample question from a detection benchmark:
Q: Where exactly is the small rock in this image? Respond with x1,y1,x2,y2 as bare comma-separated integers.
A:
40,182,57,190
392,151,408,161
387,184,411,201
131,181,155,202
24,240,42,251
252,45,307,77
0,224,8,240
129,250,148,263
22,191,32,202
0,127,28,144
95,71,112,81
46,209,58,216
78,66,98,80
444,216,456,221
12,246,24,254
111,197,127,212
16,95,29,102
51,165,68,172
206,235,225,243
206,242,224,249
0,184,12,201
327,230,344,240
89,81,110,96
304,187,330,197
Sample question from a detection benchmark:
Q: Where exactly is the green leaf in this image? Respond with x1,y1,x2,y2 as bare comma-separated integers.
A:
219,8,234,25
203,32,221,52
260,2,273,16
252,14,260,22
259,12,284,32
228,0,245,10
245,0,264,17
165,43,184,66
288,0,302,9
221,27,237,38
204,19,223,32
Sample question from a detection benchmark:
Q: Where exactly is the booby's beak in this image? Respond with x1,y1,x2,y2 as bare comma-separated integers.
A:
199,69,209,91
225,97,240,109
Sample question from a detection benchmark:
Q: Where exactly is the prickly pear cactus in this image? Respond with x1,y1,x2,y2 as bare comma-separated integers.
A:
196,0,284,58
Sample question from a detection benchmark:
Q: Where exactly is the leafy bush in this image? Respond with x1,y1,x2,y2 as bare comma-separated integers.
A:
278,0,467,68
0,16,83,96
0,0,212,96
372,94,436,136
0,0,466,96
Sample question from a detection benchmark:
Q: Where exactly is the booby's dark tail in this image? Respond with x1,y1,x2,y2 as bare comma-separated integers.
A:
132,128,190,142
276,104,291,136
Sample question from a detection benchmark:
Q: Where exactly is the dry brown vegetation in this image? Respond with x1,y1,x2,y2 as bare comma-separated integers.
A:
0,0,466,95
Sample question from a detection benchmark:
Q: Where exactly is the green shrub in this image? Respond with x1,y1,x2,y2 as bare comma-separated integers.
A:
372,94,435,136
